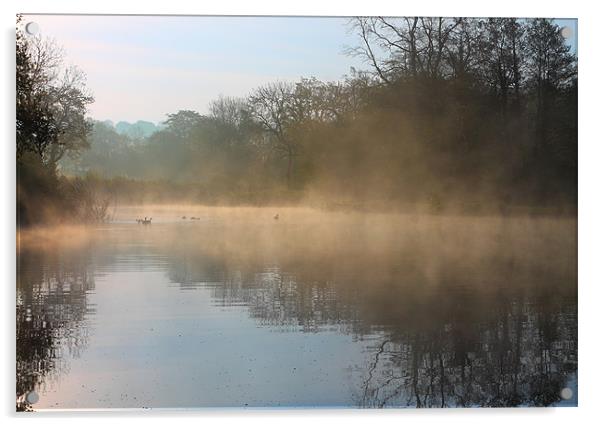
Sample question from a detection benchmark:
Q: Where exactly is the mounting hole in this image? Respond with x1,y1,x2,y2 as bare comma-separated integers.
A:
560,26,573,39
25,22,39,35
26,391,39,404
560,387,573,400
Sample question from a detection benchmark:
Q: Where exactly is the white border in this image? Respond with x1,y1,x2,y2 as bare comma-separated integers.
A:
6,1,583,18
2,1,600,426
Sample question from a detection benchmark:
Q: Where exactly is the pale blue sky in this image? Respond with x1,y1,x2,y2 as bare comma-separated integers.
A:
23,15,577,124
24,15,365,123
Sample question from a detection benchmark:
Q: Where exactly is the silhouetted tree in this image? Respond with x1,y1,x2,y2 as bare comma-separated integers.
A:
249,82,300,187
17,16,95,225
55,17,577,213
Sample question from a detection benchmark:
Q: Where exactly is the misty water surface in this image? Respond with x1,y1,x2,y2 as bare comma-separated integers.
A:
16,206,577,409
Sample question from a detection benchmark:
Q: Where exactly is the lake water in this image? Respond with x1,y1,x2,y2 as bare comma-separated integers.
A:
16,206,577,410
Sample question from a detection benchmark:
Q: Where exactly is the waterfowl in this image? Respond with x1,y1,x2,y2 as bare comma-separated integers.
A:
274,213,279,220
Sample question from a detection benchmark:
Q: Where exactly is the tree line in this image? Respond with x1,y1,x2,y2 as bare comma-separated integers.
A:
18,17,578,224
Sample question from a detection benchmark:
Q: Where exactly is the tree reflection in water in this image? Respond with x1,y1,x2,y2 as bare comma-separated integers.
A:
16,212,577,409
16,242,97,411
357,301,576,407
165,213,577,407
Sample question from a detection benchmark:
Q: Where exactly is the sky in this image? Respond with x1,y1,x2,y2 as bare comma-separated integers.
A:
22,15,365,123
22,15,577,124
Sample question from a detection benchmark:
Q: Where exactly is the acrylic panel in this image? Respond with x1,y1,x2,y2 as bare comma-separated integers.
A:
16,15,578,411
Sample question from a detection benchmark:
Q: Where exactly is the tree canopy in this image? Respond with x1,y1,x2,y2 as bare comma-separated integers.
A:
21,17,577,218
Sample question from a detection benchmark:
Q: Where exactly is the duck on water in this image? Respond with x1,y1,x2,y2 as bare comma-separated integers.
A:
136,217,152,224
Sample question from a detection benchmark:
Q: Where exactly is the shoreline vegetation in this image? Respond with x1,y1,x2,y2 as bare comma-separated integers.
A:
41,173,581,218
17,17,577,228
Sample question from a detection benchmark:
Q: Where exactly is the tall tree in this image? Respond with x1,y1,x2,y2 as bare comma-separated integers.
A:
164,110,204,139
16,18,57,160
249,82,298,187
17,26,93,167
525,19,576,121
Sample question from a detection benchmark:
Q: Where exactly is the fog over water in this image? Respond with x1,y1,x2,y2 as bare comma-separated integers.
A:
16,14,578,411
17,206,577,409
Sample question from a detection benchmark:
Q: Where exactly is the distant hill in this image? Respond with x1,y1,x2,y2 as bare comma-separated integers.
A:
113,120,161,138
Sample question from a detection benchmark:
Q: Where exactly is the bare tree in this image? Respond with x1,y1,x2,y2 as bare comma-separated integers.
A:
47,66,94,165
249,82,298,186
346,17,460,83
525,19,577,152
445,18,480,80
476,19,526,112
209,95,248,128
345,17,394,84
